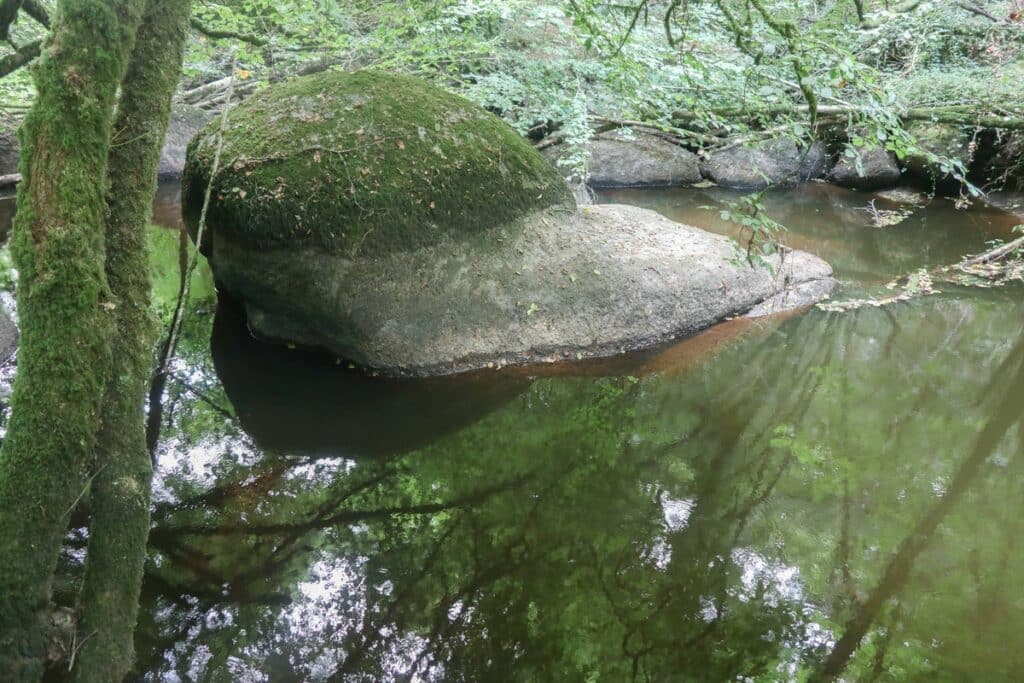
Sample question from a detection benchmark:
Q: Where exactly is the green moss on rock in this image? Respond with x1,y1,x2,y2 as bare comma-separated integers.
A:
905,122,972,168
182,70,574,256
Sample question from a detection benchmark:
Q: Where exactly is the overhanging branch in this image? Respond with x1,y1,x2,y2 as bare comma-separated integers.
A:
190,18,267,46
0,37,40,78
674,104,1024,131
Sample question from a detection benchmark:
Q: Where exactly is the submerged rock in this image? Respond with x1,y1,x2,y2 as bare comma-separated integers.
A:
186,70,835,377
702,139,827,190
876,187,927,206
829,146,901,191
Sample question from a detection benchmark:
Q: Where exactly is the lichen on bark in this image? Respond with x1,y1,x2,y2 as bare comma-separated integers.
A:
0,0,146,678
70,0,192,680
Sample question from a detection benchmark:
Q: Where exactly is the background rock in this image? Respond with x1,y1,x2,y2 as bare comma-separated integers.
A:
585,132,701,187
0,104,212,182
158,104,215,179
702,138,827,190
0,308,18,367
902,122,973,191
829,146,901,190
0,131,19,177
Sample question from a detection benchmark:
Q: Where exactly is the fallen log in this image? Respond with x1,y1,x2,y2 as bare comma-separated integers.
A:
673,105,1024,131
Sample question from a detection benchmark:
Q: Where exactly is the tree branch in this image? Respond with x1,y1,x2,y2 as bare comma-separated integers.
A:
190,17,267,46
851,0,865,23
674,104,1024,131
860,0,925,29
0,37,40,78
0,0,46,42
955,1,1002,23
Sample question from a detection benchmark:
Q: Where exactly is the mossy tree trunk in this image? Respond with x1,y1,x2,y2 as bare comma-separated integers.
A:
0,1,146,676
71,0,192,680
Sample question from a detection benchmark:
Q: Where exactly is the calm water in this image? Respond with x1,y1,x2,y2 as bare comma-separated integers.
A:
5,183,1024,680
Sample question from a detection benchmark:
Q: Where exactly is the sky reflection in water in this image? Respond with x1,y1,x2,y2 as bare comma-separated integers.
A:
17,183,1023,681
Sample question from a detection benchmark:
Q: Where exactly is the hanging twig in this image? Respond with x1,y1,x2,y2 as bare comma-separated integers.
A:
146,53,238,458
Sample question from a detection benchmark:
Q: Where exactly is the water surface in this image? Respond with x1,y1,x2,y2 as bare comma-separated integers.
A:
10,182,1024,681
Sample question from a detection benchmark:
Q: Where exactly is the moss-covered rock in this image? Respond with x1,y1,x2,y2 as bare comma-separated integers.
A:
184,70,836,377
183,70,573,256
902,122,973,190
829,146,901,191
544,131,702,188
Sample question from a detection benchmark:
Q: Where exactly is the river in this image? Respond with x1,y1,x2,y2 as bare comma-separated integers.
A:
3,181,1024,681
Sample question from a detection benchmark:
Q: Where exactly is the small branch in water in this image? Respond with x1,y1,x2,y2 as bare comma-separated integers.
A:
170,372,235,421
959,234,1024,266
67,630,96,672
820,230,1024,312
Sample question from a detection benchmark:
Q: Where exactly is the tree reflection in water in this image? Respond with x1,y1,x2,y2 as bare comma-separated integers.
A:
129,283,1024,682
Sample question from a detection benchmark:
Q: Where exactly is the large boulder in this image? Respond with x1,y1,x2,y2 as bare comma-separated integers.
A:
185,70,835,377
829,146,901,190
702,138,827,190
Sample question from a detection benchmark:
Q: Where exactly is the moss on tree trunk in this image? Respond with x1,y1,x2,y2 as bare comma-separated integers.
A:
70,0,192,680
0,0,146,678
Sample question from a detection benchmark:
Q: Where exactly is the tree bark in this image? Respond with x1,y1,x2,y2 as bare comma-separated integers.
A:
70,0,191,680
0,0,21,41
0,38,41,78
0,0,146,678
